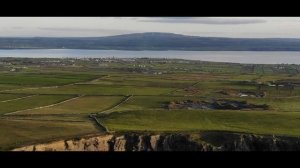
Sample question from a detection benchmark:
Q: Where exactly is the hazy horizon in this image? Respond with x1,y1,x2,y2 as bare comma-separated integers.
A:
0,17,300,38
2,32,300,39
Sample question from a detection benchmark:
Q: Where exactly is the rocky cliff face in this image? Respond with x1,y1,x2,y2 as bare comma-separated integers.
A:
12,132,300,151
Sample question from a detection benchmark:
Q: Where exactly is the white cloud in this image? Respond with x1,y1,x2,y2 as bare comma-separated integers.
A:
138,17,267,25
0,17,299,38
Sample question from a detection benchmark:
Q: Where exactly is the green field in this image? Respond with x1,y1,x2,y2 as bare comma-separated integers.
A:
0,73,99,86
0,94,75,115
100,110,300,137
0,119,99,150
0,84,24,91
15,95,125,115
1,57,300,150
3,84,175,95
0,94,29,102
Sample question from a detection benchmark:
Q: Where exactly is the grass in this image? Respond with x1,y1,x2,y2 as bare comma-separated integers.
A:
0,72,99,86
100,109,300,137
0,84,24,91
4,84,175,95
15,95,125,115
84,75,195,88
1,57,300,150
112,95,203,111
0,94,75,115
112,95,300,113
245,97,300,112
0,94,30,102
2,114,90,122
0,119,99,150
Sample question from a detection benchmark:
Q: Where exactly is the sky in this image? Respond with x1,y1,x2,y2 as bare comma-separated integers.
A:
0,17,300,38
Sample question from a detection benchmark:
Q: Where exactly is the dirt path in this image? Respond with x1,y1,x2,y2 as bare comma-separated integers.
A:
85,75,110,83
0,86,59,92
165,81,201,96
0,117,85,123
4,95,85,115
0,94,37,103
98,95,133,114
0,75,108,93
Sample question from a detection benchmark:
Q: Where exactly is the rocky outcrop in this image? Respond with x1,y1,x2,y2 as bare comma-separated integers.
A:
167,99,269,110
12,132,300,151
220,134,300,151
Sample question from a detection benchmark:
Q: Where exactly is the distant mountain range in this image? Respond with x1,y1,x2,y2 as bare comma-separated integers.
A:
1,32,300,51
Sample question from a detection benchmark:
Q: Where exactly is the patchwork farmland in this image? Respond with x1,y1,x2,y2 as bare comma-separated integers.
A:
1,57,300,151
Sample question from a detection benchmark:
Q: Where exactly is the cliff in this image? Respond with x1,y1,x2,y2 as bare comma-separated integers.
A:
12,132,300,151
